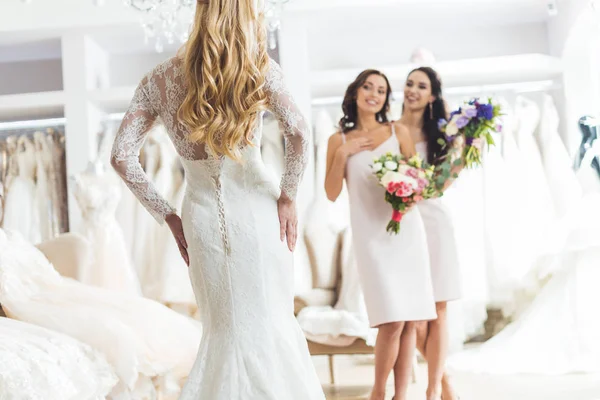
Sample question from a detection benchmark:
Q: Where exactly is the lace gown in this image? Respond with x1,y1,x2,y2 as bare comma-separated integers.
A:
3,136,41,244
111,57,324,399
0,228,202,400
73,171,142,296
0,316,117,400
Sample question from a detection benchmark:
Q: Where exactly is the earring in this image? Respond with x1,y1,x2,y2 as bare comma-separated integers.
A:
429,102,433,119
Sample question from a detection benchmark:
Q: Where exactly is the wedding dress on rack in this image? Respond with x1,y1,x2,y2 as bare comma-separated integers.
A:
0,316,117,400
478,98,531,311
448,94,600,375
0,228,202,399
157,168,196,310
73,164,142,296
297,109,376,347
34,131,54,242
131,138,160,276
3,136,41,244
143,131,195,309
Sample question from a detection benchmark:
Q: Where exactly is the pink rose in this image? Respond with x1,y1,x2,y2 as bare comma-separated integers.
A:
413,195,423,202
387,182,400,194
406,168,419,179
395,181,414,197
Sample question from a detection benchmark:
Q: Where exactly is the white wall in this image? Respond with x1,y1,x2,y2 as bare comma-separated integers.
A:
547,0,591,56
0,59,63,95
546,0,597,154
309,22,549,71
108,53,176,87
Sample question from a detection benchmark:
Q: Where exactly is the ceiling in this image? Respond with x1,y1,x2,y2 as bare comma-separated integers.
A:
0,0,554,65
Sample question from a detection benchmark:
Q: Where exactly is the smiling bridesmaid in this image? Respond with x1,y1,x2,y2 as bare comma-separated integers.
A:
325,69,436,400
398,67,463,400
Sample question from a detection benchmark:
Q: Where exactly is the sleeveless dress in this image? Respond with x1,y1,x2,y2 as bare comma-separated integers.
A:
111,56,324,399
415,142,462,302
344,126,436,327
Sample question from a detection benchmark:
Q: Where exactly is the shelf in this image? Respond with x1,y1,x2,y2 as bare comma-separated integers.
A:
0,91,65,121
310,53,564,99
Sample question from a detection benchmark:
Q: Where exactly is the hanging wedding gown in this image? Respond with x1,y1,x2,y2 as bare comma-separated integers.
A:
297,109,376,347
441,159,489,343
143,133,195,308
479,98,531,311
3,136,41,244
110,56,324,399
34,131,54,242
0,316,117,400
140,130,176,299
157,170,196,310
132,140,160,277
0,228,202,400
448,95,600,375
73,169,142,296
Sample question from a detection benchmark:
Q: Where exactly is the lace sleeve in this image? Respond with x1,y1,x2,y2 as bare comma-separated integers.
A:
265,59,310,200
110,77,176,225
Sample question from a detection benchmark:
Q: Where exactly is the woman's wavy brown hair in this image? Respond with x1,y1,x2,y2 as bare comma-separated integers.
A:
178,0,270,161
338,69,392,133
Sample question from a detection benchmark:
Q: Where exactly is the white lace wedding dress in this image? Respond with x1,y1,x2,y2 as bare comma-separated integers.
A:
73,170,142,296
111,56,324,399
0,228,202,400
0,316,117,400
3,136,41,244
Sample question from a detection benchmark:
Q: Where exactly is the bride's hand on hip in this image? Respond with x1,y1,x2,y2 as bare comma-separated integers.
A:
277,194,298,252
166,213,189,266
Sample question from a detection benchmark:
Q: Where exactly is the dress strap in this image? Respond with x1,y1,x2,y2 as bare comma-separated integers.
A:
391,122,396,136
340,132,346,144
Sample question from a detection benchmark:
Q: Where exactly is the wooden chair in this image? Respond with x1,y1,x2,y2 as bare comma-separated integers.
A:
295,228,417,385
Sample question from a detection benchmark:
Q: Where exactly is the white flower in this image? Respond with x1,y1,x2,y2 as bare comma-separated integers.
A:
380,171,419,189
397,164,411,174
372,162,383,172
384,161,398,171
380,171,402,187
446,121,459,136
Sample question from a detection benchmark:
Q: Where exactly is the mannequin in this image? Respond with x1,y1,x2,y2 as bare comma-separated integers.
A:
575,116,600,179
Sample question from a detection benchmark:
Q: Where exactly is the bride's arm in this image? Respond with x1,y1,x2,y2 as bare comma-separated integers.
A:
264,59,310,201
110,76,177,225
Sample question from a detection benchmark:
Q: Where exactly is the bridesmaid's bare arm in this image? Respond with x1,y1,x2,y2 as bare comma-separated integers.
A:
324,133,347,202
393,122,416,158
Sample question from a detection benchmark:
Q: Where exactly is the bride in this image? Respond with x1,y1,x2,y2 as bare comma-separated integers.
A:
110,0,324,399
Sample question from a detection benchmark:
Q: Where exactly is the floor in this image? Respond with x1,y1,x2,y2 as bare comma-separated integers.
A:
312,354,600,400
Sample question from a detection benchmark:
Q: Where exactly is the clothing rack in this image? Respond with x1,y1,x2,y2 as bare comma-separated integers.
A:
0,128,69,236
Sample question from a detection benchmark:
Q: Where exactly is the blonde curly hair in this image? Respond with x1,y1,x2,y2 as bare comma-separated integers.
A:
178,0,269,161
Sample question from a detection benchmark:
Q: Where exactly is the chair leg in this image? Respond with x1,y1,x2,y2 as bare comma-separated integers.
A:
328,354,335,385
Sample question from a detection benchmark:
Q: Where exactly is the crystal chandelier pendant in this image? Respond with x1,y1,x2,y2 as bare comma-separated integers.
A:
264,0,288,50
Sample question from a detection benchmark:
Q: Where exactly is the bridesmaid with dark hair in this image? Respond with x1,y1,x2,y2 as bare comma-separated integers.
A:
397,66,463,400
325,69,436,400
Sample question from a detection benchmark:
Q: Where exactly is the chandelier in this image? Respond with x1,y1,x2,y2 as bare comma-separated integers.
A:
124,0,291,52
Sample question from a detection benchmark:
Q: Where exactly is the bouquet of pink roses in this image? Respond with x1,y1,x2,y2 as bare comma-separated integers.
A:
437,98,503,169
371,152,436,234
